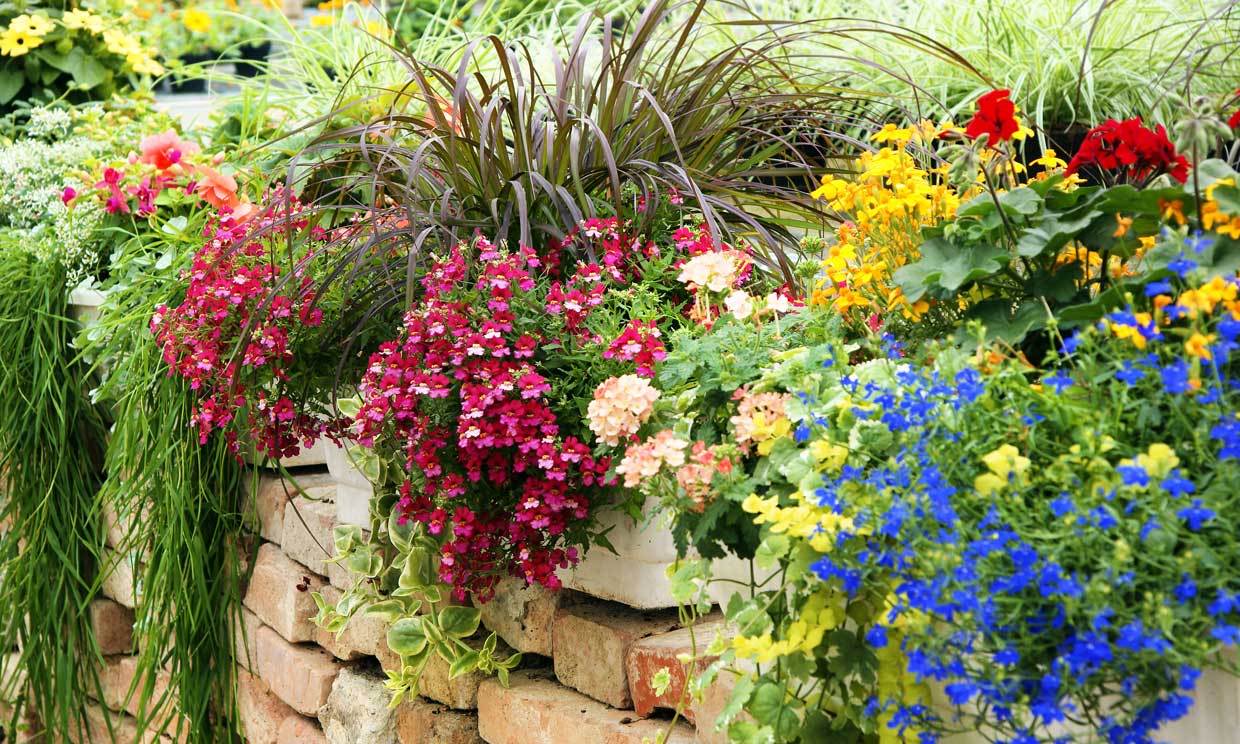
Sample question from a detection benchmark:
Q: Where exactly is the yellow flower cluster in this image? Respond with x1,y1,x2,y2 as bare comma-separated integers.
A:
1107,274,1240,364
1,13,53,57
731,587,844,664
0,8,162,76
973,443,1032,497
810,123,974,323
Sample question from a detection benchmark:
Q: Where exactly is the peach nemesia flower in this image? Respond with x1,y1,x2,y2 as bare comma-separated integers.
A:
140,130,200,171
586,374,660,447
195,166,240,209
677,250,748,293
616,430,688,488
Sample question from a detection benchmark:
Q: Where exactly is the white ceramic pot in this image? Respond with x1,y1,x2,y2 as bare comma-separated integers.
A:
557,497,759,610
325,440,374,528
68,287,107,326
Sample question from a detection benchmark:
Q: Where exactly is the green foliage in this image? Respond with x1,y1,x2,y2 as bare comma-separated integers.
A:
0,248,109,741
895,159,1240,346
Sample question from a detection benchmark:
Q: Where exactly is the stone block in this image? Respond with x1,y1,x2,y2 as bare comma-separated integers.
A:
395,697,483,744
476,671,695,744
318,665,399,744
243,543,323,643
90,599,135,656
476,577,576,658
244,470,335,546
254,625,344,717
551,601,680,709
277,714,328,744
238,668,297,744
627,616,729,723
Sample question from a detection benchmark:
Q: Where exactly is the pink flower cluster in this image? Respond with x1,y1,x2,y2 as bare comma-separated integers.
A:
152,197,328,459
353,238,616,601
616,429,688,488
586,374,660,446
603,320,667,377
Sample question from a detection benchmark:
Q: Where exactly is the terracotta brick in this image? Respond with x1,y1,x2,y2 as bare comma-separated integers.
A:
90,599,134,656
627,616,730,724
315,586,389,661
243,543,323,643
255,625,344,716
552,600,680,709
377,632,499,711
100,550,140,609
318,665,399,743
235,607,264,672
477,671,695,744
277,713,328,744
476,577,578,657
245,471,335,546
692,669,748,744
395,697,483,744
238,668,297,744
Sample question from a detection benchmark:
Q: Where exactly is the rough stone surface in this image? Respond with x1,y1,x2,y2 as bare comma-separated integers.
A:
319,665,399,744
244,542,323,643
395,698,484,744
315,586,389,660
692,669,747,744
627,616,729,723
100,550,140,609
277,714,328,744
238,668,297,744
476,577,577,657
245,470,335,546
235,607,264,672
477,671,695,744
280,496,339,579
551,601,680,709
90,599,135,656
255,625,344,716
98,656,177,724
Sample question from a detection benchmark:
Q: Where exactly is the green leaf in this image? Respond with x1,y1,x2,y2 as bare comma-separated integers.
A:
727,721,772,744
386,617,428,657
366,599,415,620
333,525,363,554
754,534,789,571
1211,180,1240,216
346,548,383,577
448,650,480,679
717,674,756,727
438,606,481,638
748,682,798,739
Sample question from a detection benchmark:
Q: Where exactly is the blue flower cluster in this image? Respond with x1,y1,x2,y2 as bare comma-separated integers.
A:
793,336,1240,744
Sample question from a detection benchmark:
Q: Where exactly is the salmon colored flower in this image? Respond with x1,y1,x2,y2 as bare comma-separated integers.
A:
195,166,240,209
140,130,200,171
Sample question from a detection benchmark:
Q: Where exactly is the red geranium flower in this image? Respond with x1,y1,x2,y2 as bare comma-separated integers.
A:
1066,117,1189,184
965,89,1021,144
1228,89,1240,130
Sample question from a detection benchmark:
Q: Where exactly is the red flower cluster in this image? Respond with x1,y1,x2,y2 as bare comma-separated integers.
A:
1066,117,1189,184
964,89,1021,144
603,319,667,377
152,197,329,459
354,238,616,601
1229,89,1240,130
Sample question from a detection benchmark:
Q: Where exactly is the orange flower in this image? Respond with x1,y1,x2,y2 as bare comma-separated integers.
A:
195,166,240,209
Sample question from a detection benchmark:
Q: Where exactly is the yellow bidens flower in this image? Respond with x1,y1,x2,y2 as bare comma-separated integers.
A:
731,589,844,663
61,9,107,34
182,7,212,33
127,51,164,76
974,444,1031,496
9,13,54,37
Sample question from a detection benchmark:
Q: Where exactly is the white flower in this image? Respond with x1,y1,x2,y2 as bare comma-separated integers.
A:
724,289,754,320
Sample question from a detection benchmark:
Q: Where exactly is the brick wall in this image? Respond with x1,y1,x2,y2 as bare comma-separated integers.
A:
84,467,735,744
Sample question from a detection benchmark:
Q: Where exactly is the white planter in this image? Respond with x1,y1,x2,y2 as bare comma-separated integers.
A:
325,440,374,527
557,497,758,610
68,287,107,326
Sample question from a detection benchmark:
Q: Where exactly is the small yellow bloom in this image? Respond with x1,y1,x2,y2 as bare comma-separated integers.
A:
310,13,336,26
0,28,41,56
1185,332,1216,361
974,472,1006,497
1030,148,1066,170
102,27,141,56
1113,214,1133,238
982,444,1031,480
1136,443,1180,480
9,13,54,38
61,9,106,33
182,7,212,33
127,51,164,76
